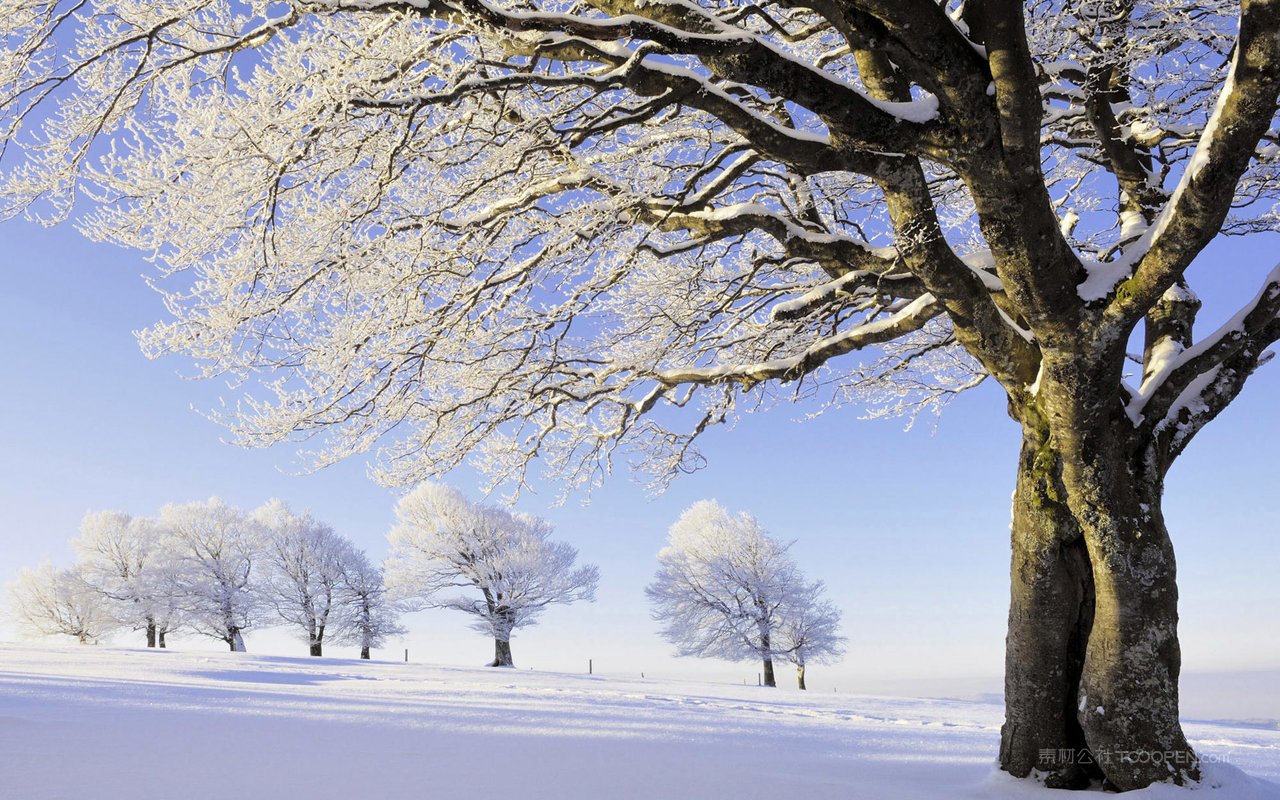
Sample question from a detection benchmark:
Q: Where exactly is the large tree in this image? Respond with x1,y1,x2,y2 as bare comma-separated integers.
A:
3,0,1280,789
332,547,406,660
386,483,598,667
256,499,353,657
646,500,805,688
6,562,119,644
71,510,180,648
159,498,267,652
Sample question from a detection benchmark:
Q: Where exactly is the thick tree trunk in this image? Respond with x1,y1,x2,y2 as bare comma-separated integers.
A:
360,646,370,660
1074,484,1195,789
490,638,514,667
1000,426,1098,789
797,663,806,691
229,628,246,652
158,629,167,648
310,641,323,657
762,657,776,688
145,620,157,648
999,421,1196,790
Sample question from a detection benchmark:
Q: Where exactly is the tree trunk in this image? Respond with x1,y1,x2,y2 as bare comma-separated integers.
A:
762,657,776,688
230,628,246,652
360,646,370,660
490,638,514,667
145,620,157,648
1000,425,1098,789
796,663,806,691
310,641,323,657
999,420,1196,791
1073,476,1194,790
158,629,167,648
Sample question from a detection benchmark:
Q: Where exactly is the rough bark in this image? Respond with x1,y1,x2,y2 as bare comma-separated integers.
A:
762,657,776,688
1000,424,1098,789
1068,454,1194,789
229,628,246,652
360,645,371,660
310,641,323,657
145,620,157,649
1001,402,1197,790
158,629,167,649
491,638,515,667
796,663,806,691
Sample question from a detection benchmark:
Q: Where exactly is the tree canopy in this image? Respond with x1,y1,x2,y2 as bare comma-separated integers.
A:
4,1,1277,498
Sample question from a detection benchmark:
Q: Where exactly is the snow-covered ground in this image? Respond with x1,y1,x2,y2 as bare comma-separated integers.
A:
0,644,1276,799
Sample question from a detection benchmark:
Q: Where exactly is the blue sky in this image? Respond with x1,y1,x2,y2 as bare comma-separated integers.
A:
1,217,1277,710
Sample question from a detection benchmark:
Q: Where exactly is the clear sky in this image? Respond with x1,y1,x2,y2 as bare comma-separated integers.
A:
1,217,1277,712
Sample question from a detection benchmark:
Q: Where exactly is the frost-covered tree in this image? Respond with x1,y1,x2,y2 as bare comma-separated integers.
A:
775,581,845,690
386,483,598,667
256,499,351,657
6,562,118,644
71,510,180,647
7,0,1280,789
159,498,266,652
332,548,405,660
646,501,805,687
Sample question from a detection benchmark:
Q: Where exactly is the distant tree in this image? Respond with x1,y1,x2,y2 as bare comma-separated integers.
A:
71,510,180,648
332,548,405,660
256,500,351,657
775,581,846,690
6,562,118,644
386,483,598,667
159,498,266,652
646,501,808,688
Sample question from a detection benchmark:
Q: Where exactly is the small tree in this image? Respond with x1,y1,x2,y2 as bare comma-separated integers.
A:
71,510,178,647
775,581,846,690
332,548,405,660
646,501,807,687
159,498,266,652
386,483,598,667
256,500,351,657
7,562,118,644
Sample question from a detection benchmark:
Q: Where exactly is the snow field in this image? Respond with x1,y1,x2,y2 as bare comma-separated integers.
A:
0,644,1276,800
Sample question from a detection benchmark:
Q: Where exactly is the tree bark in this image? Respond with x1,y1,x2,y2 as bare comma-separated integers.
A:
1000,425,1098,789
310,641,323,657
229,628,246,652
490,638,514,667
762,657,776,688
1070,464,1195,789
999,418,1197,791
360,646,370,660
158,629,167,648
145,620,157,648
796,663,806,691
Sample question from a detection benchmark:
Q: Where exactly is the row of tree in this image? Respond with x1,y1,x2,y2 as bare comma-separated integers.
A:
8,498,402,657
8,489,843,685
